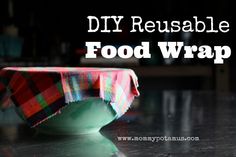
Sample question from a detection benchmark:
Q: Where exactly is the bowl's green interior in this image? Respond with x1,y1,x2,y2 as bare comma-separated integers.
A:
17,98,117,135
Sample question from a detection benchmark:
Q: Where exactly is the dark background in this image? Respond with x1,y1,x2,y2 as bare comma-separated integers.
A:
0,0,234,91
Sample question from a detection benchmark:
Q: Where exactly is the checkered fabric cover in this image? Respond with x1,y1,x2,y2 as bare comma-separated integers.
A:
0,67,139,127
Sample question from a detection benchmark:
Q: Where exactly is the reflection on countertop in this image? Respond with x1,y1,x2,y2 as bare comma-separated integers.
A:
1,90,236,157
2,132,123,157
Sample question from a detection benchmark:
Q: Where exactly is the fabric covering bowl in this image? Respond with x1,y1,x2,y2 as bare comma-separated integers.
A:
0,67,139,135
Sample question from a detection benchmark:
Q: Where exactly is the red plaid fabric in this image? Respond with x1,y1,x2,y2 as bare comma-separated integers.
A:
0,67,139,127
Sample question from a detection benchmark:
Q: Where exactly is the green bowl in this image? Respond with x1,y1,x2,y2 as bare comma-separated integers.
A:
17,98,117,135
